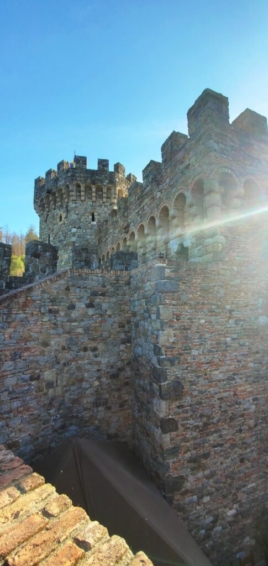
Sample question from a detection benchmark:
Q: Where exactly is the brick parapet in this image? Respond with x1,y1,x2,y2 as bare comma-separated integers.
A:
0,445,152,566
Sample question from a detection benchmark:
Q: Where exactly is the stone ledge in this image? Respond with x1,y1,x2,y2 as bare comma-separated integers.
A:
0,444,154,566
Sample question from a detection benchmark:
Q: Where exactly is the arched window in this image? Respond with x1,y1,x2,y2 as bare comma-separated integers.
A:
122,237,128,251
192,179,205,220
106,187,112,201
116,242,120,251
158,206,170,253
112,209,117,218
173,193,186,231
59,214,62,222
92,212,95,223
118,189,123,199
129,231,137,253
147,216,157,255
137,224,146,262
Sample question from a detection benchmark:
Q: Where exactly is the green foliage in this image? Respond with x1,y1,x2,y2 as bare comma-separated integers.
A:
10,255,25,276
25,225,39,244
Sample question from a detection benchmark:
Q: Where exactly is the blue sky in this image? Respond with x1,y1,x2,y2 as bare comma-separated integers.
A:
1,0,268,235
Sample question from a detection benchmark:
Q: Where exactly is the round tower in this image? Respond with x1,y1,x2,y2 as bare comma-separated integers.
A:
34,156,131,270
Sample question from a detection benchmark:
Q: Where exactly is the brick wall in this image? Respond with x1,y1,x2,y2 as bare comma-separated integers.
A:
0,269,132,462
131,214,268,564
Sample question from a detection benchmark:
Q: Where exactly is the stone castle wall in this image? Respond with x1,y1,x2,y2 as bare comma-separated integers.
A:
1,88,268,564
0,269,132,462
131,213,268,564
34,157,136,269
97,90,268,266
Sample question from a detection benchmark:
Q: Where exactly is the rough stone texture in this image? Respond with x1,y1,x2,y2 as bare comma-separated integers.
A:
0,444,152,566
25,240,58,280
1,88,268,565
0,269,132,462
0,243,11,295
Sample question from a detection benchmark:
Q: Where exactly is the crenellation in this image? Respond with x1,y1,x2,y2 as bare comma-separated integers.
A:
187,89,229,139
161,131,188,166
232,108,268,136
1,88,268,565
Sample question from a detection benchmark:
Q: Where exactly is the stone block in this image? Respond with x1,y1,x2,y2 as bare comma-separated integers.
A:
156,305,172,320
150,265,165,281
163,474,185,494
155,280,178,293
159,379,184,400
160,418,178,433
158,328,174,346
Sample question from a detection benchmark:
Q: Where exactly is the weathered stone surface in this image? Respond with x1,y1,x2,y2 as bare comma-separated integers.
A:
160,418,178,434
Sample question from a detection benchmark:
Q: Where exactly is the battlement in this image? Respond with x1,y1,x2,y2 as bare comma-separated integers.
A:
232,108,268,136
187,88,229,138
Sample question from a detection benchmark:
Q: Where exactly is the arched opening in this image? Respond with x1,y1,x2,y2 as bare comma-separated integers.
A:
137,224,146,262
85,186,92,200
106,251,110,260
76,184,81,200
173,193,186,233
118,189,123,199
96,186,103,201
116,242,121,251
129,231,137,253
59,214,62,222
92,212,95,223
192,179,205,220
106,187,112,201
219,172,237,208
158,206,170,255
112,209,117,218
147,216,157,257
122,237,128,252
244,179,260,208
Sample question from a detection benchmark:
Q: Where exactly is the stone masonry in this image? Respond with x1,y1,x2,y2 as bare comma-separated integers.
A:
0,88,268,565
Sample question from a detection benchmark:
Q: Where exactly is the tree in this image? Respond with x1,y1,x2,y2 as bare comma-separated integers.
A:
25,225,39,245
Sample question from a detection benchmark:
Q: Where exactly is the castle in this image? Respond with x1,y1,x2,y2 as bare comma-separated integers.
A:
0,88,268,564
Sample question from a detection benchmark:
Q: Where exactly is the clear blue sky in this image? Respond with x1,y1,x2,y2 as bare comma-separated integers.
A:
1,0,268,235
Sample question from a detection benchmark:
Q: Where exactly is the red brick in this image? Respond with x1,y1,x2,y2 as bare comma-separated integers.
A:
84,535,130,565
16,472,45,493
130,552,154,566
0,512,48,558
1,457,24,471
42,541,84,566
44,494,72,517
7,506,88,566
0,483,55,530
75,521,108,551
0,465,32,487
0,486,20,509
